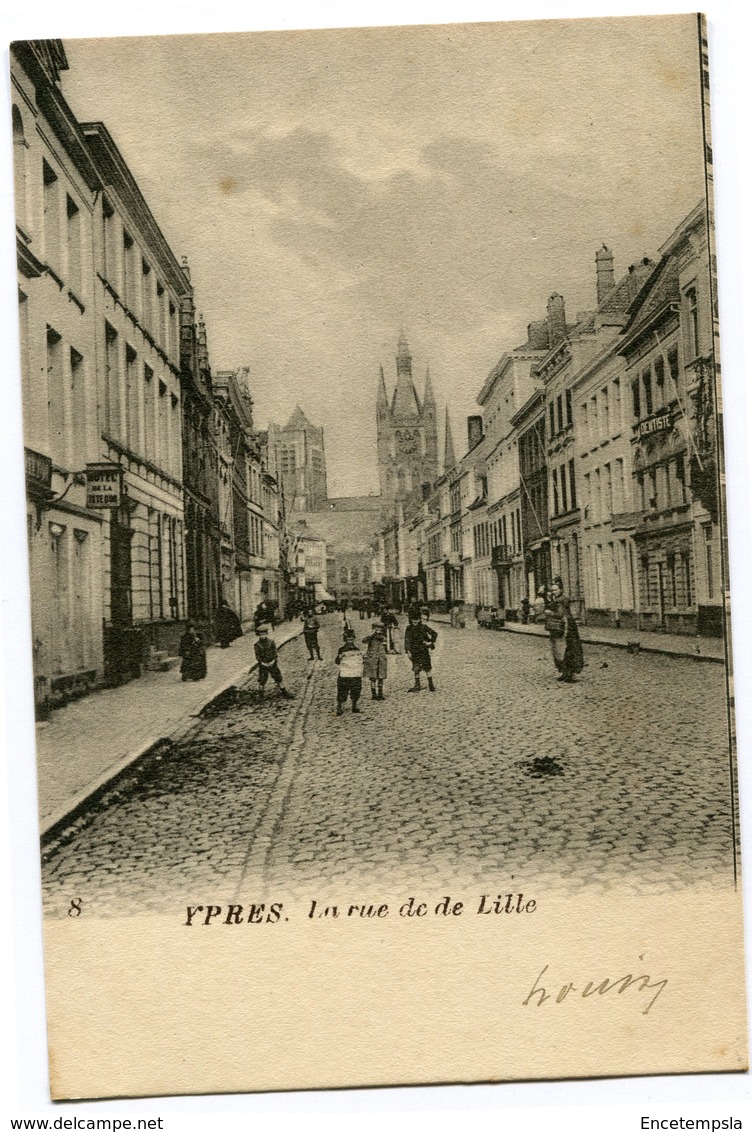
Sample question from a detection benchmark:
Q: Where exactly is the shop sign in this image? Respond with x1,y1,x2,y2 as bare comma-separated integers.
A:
86,463,123,509
639,412,673,438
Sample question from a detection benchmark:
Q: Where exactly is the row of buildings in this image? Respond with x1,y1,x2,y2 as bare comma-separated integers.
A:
13,40,298,714
373,202,725,637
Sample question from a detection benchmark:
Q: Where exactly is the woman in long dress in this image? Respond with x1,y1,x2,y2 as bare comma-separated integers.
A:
179,623,207,681
544,578,584,683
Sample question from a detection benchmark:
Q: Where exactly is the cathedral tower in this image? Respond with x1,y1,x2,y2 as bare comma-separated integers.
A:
377,332,439,517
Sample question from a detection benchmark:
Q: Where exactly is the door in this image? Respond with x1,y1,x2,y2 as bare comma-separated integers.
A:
110,510,133,626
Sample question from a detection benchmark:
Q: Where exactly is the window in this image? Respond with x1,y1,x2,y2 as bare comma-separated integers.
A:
12,105,27,230
47,326,64,465
675,454,686,503
704,523,715,599
682,552,693,607
43,160,60,269
686,287,700,359
569,459,576,510
613,458,624,512
604,463,612,515
631,378,640,421
125,345,138,451
143,365,155,457
668,554,678,607
601,385,609,438
70,347,85,457
105,323,119,436
158,380,168,465
549,401,555,439
157,281,166,345
668,346,679,386
654,356,665,407
142,259,152,330
340,566,348,584
66,195,82,296
123,231,137,311
18,290,30,433
101,195,116,281
565,389,572,427
612,378,621,432
552,468,559,516
642,368,653,417
557,394,564,433
560,462,568,512
641,556,651,608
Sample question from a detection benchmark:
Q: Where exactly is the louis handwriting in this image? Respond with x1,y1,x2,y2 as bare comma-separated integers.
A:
523,962,668,1015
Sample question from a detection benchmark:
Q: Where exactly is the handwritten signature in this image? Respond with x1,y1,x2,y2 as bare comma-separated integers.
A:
523,962,668,1015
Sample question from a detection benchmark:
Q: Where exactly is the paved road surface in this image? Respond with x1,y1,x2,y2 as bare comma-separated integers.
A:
42,615,737,916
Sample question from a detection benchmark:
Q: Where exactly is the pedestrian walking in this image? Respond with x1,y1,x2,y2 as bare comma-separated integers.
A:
178,622,207,682
302,610,322,660
404,612,438,692
254,595,277,634
362,620,388,700
383,608,399,653
253,625,293,698
533,586,547,624
520,595,531,624
544,577,584,683
215,598,243,649
335,627,364,715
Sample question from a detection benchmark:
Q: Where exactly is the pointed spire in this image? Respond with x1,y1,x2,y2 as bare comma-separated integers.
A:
181,254,191,282
377,365,388,410
422,367,435,413
444,407,457,473
392,331,420,418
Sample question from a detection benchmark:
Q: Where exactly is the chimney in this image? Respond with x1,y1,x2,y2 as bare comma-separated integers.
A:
547,293,567,347
467,415,483,450
595,245,615,304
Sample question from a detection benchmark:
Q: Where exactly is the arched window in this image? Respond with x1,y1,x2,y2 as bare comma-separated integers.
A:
12,105,27,230
339,566,349,584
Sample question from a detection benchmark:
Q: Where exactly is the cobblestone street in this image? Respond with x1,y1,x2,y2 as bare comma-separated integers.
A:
41,615,737,917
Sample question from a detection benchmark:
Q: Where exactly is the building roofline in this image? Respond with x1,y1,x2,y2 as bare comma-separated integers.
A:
80,121,190,295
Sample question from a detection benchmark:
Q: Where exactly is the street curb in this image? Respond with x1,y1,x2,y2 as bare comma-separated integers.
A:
434,614,723,663
498,624,724,663
39,626,304,846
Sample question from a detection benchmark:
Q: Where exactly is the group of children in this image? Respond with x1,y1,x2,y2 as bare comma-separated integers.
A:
252,606,439,715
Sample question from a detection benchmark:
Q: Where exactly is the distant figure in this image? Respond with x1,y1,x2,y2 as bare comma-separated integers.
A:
254,625,292,698
520,595,531,625
302,611,322,660
544,577,584,684
382,608,399,654
335,627,364,715
404,612,438,693
254,596,277,634
179,623,207,682
533,586,547,624
216,598,242,649
363,620,388,701
420,602,430,622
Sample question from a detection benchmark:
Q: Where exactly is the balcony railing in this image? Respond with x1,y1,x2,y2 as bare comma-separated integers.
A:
25,447,53,501
491,544,514,567
610,510,645,532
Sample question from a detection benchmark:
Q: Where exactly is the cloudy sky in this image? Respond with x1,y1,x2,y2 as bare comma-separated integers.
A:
62,15,706,495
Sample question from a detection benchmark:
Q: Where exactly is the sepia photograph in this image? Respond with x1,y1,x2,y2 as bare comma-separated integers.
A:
7,8,749,1102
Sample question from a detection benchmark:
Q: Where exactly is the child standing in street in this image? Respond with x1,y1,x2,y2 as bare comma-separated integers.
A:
404,611,438,692
254,626,293,699
335,627,364,715
302,610,322,660
362,620,388,701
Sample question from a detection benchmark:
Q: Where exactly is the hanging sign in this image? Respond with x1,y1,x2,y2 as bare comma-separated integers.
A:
86,462,123,509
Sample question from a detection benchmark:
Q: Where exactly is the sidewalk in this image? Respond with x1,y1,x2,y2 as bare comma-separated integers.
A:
36,621,303,833
432,612,726,662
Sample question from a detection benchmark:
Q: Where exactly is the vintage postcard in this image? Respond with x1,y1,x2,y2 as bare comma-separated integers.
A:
9,13,747,1099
